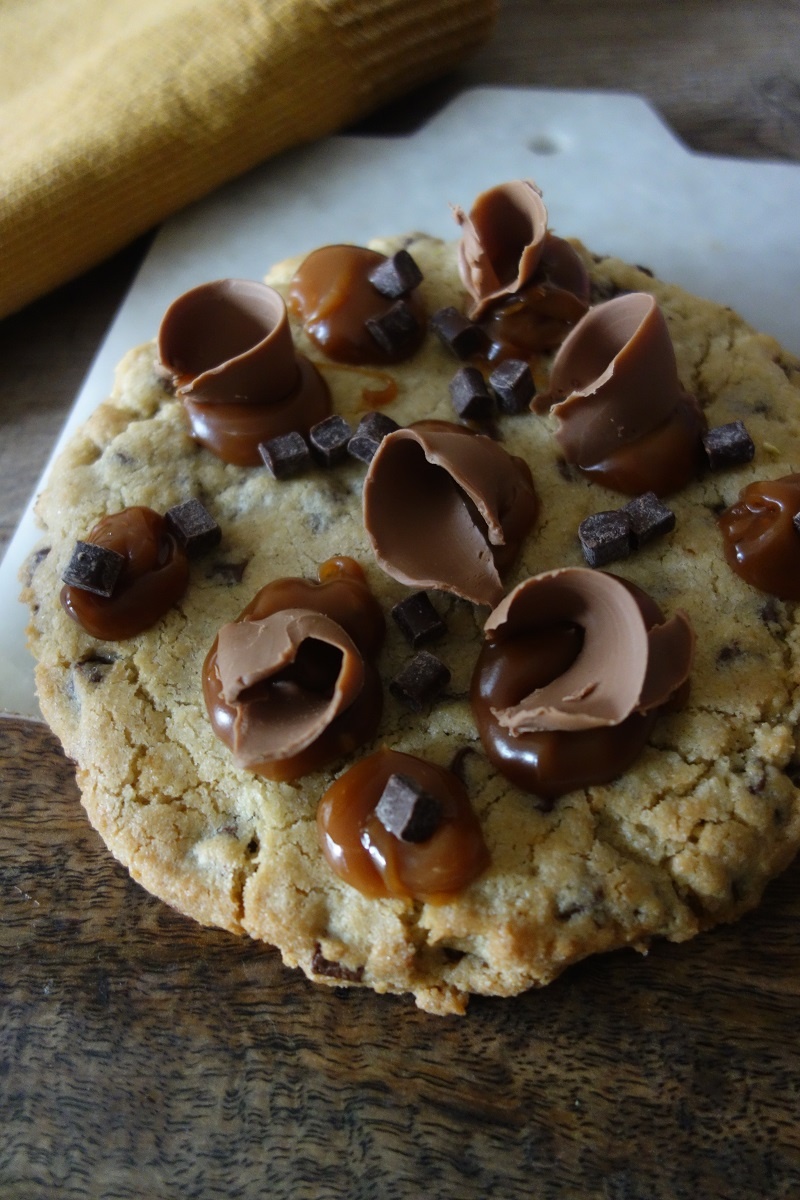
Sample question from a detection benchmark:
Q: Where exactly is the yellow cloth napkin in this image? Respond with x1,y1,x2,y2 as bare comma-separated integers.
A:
0,0,496,319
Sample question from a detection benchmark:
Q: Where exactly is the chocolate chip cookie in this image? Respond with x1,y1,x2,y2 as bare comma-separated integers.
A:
21,181,800,1013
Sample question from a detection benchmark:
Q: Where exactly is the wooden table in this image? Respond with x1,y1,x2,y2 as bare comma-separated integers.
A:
3,3,800,1196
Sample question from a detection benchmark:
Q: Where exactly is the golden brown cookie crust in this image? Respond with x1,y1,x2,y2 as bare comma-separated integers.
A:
22,236,800,1014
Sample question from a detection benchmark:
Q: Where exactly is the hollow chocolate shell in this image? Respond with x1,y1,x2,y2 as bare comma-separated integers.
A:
363,420,538,607
544,292,705,496
158,279,330,465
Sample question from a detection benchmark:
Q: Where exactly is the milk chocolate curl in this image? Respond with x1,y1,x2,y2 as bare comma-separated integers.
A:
363,422,538,607
485,568,694,733
158,279,299,404
454,180,548,319
548,293,694,468
215,607,365,767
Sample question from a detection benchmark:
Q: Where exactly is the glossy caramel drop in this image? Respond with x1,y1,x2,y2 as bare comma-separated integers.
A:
60,507,189,640
718,474,800,599
288,245,426,365
317,747,489,902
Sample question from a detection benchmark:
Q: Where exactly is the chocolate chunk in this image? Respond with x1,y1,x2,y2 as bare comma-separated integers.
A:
578,510,632,567
375,772,442,843
488,359,536,414
311,944,364,983
365,299,420,354
448,366,493,421
62,541,125,597
367,249,423,299
308,414,352,467
702,420,755,470
347,411,401,465
430,306,487,360
622,491,676,548
391,591,446,647
258,431,311,479
389,650,451,712
164,498,221,557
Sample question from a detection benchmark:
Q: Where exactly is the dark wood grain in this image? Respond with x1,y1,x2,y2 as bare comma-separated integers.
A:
4,4,800,1196
2,716,800,1199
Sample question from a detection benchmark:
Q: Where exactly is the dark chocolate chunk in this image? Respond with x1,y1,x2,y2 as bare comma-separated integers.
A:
702,420,755,470
62,541,125,597
488,359,536,414
258,431,311,479
164,498,221,557
375,772,442,843
430,306,487,360
448,366,493,421
389,650,451,712
308,414,352,467
578,510,632,567
391,591,446,647
347,411,401,465
622,491,676,548
365,299,420,354
368,249,423,299
311,944,364,983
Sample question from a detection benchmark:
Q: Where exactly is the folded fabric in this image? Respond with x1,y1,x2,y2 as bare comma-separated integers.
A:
0,0,496,319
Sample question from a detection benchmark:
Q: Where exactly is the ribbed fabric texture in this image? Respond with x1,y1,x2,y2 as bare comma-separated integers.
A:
0,0,496,318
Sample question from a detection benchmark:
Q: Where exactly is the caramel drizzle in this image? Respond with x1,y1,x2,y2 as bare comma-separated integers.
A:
313,360,398,409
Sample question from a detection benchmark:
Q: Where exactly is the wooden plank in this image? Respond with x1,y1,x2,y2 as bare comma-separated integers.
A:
2,715,800,1198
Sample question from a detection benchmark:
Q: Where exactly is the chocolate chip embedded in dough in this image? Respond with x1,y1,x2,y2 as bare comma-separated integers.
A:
702,420,755,470
368,250,423,299
448,366,493,421
578,510,632,567
75,653,117,684
389,650,451,712
430,306,487,360
164,498,221,557
391,591,446,647
347,411,401,465
258,431,311,479
62,541,125,597
308,414,352,467
365,299,421,355
622,492,676,548
488,359,536,414
375,772,442,843
310,944,364,983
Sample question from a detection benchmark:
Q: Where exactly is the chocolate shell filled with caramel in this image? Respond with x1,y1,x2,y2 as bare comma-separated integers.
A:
158,278,330,466
453,178,589,358
471,568,695,801
541,292,705,496
363,420,538,607
203,557,385,781
317,747,489,902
